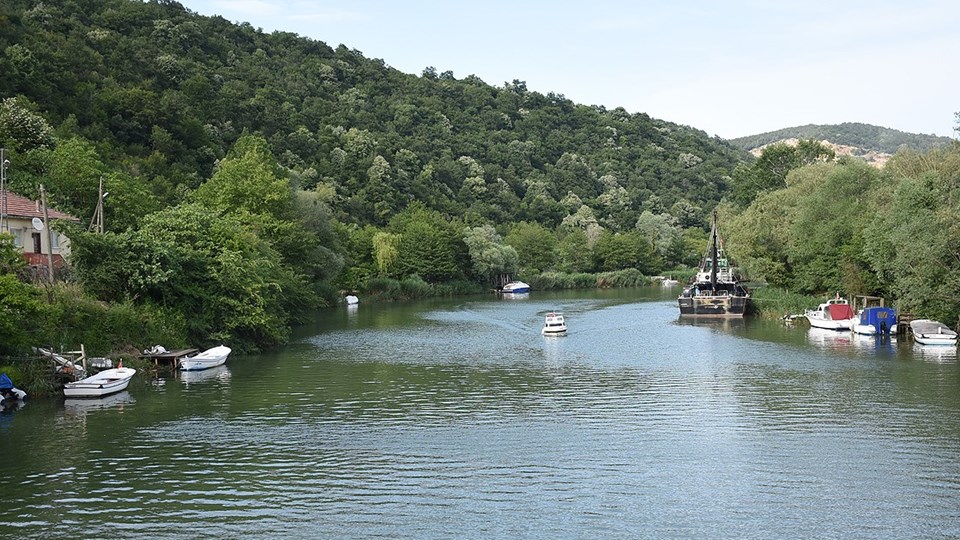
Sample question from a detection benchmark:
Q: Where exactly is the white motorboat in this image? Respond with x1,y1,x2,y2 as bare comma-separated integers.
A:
501,281,530,294
910,319,958,346
179,345,232,371
541,312,567,336
805,296,856,330
345,295,359,305
63,366,136,398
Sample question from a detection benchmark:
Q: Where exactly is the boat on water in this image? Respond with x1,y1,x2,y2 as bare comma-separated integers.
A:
910,319,958,346
678,211,750,317
805,296,856,331
179,345,232,371
853,306,897,335
501,281,531,294
0,373,27,407
541,312,567,336
63,365,136,398
345,295,359,305
660,277,679,287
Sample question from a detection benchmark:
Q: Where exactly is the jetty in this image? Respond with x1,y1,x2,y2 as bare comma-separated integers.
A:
138,348,198,370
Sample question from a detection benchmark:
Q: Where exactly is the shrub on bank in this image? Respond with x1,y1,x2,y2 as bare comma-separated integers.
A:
750,286,823,319
530,269,652,290
361,276,485,302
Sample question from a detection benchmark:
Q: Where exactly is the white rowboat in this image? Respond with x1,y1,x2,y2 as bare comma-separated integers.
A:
63,367,136,398
179,345,232,371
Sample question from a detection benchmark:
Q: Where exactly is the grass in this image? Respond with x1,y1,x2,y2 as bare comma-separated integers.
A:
749,286,823,320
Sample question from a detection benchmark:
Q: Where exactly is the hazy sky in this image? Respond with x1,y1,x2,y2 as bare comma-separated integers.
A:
178,0,959,139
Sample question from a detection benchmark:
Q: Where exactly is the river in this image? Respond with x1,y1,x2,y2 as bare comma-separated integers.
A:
2,287,959,538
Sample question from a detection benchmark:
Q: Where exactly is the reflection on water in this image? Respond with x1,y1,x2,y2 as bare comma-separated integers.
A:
2,289,960,539
807,326,853,349
178,364,231,385
63,390,135,413
501,292,529,300
675,316,747,333
913,342,958,363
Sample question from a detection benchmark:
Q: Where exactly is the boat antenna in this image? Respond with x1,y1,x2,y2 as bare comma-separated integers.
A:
710,210,719,290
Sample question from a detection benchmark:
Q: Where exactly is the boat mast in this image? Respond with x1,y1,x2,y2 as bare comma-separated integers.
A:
709,210,718,290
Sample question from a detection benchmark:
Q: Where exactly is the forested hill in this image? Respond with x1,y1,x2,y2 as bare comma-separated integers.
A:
729,123,953,155
0,0,747,230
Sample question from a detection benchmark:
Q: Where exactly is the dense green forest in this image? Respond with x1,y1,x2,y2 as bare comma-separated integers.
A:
0,0,747,355
1,0,959,362
730,122,953,154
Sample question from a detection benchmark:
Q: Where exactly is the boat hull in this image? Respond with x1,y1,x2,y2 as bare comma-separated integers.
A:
63,368,136,398
678,295,749,318
179,357,227,370
853,324,878,335
913,335,958,346
806,316,855,331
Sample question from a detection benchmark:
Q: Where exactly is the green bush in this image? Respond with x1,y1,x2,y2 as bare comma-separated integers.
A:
596,268,649,288
750,286,822,319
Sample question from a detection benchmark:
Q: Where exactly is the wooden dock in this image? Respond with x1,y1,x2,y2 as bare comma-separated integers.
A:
138,349,198,370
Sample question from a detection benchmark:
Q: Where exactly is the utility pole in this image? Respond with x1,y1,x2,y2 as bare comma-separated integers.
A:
89,176,105,233
0,148,8,233
39,184,54,282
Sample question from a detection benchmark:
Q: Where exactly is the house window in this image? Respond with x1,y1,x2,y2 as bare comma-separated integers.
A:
51,232,60,249
11,228,22,248
32,232,41,253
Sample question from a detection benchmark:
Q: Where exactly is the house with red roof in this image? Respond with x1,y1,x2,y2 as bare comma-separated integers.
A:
1,189,81,273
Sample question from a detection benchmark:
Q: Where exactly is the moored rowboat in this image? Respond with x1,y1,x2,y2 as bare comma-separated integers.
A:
63,367,136,398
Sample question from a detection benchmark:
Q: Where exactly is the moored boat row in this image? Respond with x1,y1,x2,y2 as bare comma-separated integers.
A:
798,293,956,346
42,344,233,400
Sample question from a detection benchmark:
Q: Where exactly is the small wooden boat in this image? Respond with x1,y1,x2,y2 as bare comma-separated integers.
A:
541,312,567,336
910,319,958,346
179,345,231,371
63,366,136,398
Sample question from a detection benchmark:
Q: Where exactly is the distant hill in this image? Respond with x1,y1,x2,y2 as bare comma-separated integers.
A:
730,123,954,156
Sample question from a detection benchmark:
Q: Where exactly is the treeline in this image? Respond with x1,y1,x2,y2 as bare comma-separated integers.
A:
730,122,953,154
724,140,960,325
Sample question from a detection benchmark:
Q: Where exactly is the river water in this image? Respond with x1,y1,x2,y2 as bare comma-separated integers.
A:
2,287,959,538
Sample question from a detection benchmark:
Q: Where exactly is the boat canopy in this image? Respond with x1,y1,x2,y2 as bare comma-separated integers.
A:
0,373,14,390
828,303,855,320
859,307,896,332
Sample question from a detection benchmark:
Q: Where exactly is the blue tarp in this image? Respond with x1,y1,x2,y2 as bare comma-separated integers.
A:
860,307,897,334
0,373,14,390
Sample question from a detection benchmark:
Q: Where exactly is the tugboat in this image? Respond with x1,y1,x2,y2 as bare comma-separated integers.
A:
678,211,750,317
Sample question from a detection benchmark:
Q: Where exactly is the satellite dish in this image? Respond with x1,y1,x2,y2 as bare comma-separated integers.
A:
32,217,44,231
